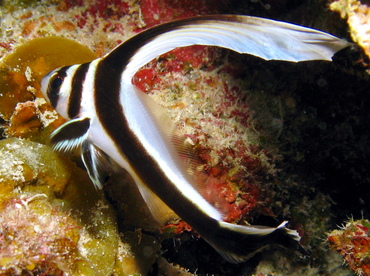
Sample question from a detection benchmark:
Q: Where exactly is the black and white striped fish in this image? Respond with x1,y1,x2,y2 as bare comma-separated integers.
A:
40,15,349,263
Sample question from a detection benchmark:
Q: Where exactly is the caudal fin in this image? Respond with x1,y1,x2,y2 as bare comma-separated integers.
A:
204,220,306,263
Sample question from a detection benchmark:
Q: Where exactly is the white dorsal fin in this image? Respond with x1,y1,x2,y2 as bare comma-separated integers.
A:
121,15,350,82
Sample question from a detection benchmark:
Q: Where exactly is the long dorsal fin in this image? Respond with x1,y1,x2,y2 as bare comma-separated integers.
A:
117,15,350,82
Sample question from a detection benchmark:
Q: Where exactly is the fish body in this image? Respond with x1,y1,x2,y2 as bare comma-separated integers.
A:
41,15,349,263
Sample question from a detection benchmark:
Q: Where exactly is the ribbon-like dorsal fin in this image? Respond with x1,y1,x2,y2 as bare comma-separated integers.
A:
118,15,350,82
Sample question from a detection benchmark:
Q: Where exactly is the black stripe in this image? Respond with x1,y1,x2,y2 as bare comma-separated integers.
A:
94,55,219,236
68,63,90,119
48,66,69,109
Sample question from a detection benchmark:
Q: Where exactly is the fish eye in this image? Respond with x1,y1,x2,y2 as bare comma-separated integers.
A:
49,72,65,90
47,69,67,108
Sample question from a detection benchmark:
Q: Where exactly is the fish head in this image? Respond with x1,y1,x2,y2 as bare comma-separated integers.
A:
41,65,75,119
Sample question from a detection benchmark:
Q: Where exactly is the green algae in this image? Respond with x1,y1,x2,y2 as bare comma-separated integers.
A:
0,137,73,195
0,37,97,142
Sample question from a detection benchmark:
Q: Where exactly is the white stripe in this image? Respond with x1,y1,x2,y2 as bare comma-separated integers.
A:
80,59,101,118
55,65,78,119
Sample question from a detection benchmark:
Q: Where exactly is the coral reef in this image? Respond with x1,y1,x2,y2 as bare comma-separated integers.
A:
328,219,370,276
330,0,370,64
0,193,81,275
0,0,369,275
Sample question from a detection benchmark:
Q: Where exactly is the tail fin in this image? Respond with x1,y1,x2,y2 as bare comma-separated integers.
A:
204,221,306,263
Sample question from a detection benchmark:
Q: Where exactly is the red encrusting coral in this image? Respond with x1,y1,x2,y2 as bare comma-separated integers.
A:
328,219,370,276
62,0,131,35
133,45,218,92
140,0,227,27
58,0,130,19
0,39,15,52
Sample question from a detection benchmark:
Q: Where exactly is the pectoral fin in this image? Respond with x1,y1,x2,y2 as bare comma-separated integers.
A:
81,141,118,189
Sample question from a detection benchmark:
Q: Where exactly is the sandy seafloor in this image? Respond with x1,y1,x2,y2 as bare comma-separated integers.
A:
0,0,369,275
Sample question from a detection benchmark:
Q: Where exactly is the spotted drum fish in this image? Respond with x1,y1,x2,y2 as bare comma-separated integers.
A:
40,15,349,263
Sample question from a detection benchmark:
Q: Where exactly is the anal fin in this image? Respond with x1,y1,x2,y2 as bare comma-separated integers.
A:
135,180,179,225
